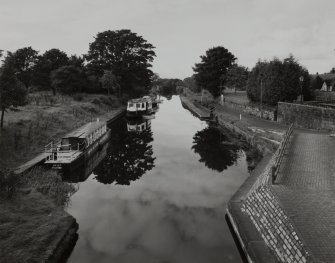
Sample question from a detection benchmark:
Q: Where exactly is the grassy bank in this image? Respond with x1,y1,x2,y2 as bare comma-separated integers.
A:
0,91,125,262
0,168,78,263
0,91,124,170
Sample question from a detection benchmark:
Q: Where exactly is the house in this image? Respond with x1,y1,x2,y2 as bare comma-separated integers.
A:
320,73,335,91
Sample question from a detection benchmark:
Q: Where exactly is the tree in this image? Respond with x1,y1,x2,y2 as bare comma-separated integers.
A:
33,48,69,94
68,55,85,68
247,56,311,105
85,29,156,96
9,47,38,89
50,65,87,95
193,46,236,97
0,56,27,128
183,75,200,92
330,68,335,74
100,70,120,96
225,64,249,92
155,78,183,99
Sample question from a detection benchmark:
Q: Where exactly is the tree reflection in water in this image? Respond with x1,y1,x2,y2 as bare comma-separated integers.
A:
94,118,155,185
192,126,241,172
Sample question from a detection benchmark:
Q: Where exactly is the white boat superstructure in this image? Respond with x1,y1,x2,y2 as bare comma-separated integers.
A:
127,96,153,116
45,120,108,164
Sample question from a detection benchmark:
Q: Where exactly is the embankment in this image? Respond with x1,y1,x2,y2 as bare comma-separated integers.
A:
180,95,280,155
0,92,125,170
0,93,126,263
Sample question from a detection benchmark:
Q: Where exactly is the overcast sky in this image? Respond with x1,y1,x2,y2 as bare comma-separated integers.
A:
1,0,334,79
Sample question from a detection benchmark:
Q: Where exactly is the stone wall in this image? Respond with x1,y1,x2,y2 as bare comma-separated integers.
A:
315,90,335,101
222,99,276,121
277,102,335,130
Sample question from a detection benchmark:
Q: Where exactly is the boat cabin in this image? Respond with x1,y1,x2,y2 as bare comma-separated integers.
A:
45,121,107,164
127,96,153,115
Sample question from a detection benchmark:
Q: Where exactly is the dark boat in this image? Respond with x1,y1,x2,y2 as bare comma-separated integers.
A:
44,120,111,170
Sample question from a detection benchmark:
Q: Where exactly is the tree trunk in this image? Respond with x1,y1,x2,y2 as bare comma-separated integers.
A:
1,108,5,129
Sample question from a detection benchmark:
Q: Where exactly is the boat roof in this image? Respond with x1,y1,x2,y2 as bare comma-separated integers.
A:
63,121,106,139
128,97,152,103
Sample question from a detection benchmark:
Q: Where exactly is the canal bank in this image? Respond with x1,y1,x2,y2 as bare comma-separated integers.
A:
181,93,335,262
0,105,126,263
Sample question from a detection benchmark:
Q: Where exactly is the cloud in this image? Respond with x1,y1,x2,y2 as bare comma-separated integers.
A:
1,0,334,77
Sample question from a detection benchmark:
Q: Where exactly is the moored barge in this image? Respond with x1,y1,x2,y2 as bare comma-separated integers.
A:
44,120,110,171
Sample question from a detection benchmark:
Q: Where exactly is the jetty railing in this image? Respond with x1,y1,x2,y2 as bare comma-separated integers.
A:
271,123,294,184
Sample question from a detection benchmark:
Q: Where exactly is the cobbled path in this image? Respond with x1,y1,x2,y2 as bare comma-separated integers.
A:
274,129,335,263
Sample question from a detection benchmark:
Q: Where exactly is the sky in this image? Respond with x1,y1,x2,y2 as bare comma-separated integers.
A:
0,0,334,79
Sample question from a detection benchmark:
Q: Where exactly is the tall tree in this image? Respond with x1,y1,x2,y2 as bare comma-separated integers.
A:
225,64,249,92
247,55,311,105
33,48,69,94
10,47,38,89
183,75,200,92
100,70,120,96
0,56,27,128
50,65,87,95
193,46,236,97
85,29,156,96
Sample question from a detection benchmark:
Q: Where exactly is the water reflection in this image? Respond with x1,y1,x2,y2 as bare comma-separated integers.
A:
192,126,241,172
67,96,249,263
94,118,155,185
61,142,109,183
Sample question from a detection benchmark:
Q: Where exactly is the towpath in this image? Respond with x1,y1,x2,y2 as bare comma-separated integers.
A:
182,94,335,262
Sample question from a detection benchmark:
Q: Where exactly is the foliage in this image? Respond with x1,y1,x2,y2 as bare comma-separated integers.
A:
311,73,323,90
183,75,200,92
32,48,69,93
23,167,77,206
156,78,183,99
0,169,21,199
8,47,38,89
50,65,87,95
330,68,335,74
100,70,120,96
193,46,236,97
225,64,249,91
85,29,156,96
192,126,240,172
246,56,311,105
0,56,27,128
68,55,85,68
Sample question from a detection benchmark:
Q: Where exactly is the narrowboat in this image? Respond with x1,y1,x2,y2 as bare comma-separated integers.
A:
127,96,153,117
44,120,110,170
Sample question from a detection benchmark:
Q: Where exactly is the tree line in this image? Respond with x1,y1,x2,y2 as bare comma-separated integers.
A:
187,46,319,106
0,29,156,128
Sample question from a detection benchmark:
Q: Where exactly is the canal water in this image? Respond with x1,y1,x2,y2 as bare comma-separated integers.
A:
66,95,249,263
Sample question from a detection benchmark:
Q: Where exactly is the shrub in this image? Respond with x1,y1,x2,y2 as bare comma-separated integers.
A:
0,170,21,199
73,93,84,101
23,167,77,206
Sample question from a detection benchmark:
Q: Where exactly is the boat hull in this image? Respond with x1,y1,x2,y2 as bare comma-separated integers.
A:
47,129,111,171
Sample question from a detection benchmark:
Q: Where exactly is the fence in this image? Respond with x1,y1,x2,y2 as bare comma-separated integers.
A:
271,123,294,184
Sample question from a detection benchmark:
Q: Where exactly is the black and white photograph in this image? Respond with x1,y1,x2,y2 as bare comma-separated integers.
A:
1,1,335,262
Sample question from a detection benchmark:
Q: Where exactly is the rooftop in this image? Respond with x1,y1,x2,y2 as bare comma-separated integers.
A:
64,121,105,139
